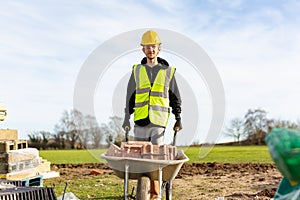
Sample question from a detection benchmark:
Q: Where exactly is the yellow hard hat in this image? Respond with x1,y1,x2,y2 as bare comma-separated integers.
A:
140,30,162,46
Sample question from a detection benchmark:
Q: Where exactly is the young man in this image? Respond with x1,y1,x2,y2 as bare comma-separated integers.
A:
122,30,182,199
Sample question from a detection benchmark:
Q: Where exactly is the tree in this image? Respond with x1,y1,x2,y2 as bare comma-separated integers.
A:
273,119,299,129
54,124,67,149
29,109,124,149
103,116,124,146
46,133,61,149
40,131,51,150
243,108,273,144
27,131,51,149
224,118,245,143
28,132,42,149
53,109,106,149
105,133,114,147
55,109,83,149
84,115,103,148
69,109,85,149
110,116,124,146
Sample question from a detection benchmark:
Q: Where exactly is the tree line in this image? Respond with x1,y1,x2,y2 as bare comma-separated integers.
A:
28,108,299,149
28,109,125,149
224,108,300,145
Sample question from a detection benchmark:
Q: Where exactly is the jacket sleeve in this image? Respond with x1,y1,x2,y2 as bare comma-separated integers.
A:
169,74,182,118
125,70,136,116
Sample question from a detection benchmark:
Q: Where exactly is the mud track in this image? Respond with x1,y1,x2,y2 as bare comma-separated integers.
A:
51,163,282,199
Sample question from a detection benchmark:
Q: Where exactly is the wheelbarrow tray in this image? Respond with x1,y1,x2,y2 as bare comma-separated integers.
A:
101,149,189,181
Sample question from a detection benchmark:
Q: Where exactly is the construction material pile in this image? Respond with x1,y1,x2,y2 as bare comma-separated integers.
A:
0,129,58,181
106,141,177,160
0,103,59,199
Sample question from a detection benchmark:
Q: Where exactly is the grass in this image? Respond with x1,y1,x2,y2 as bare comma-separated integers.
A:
39,145,274,164
183,145,274,163
39,149,107,164
44,173,126,199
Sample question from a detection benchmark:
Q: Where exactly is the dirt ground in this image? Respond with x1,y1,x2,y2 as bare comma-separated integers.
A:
51,163,282,200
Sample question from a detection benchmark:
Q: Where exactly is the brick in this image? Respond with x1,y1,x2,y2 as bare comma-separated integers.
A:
107,142,178,161
123,144,143,154
90,169,103,175
106,144,121,157
0,129,18,140
0,140,28,153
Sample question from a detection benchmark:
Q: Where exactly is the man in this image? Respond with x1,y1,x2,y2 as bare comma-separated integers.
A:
122,30,182,199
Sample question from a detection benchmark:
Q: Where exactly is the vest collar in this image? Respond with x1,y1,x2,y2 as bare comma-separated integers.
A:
143,63,169,69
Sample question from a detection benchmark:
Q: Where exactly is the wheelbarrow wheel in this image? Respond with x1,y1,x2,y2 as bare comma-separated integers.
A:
136,176,150,200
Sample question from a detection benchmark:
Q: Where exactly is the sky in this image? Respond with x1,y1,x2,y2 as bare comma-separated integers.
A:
1,0,300,145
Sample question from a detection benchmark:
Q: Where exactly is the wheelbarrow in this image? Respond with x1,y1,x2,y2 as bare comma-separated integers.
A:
100,131,189,200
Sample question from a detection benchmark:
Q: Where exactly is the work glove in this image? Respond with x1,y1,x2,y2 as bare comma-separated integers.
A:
173,116,182,131
122,114,131,131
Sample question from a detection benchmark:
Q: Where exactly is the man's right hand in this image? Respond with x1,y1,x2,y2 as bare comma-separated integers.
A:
173,116,182,131
122,114,131,131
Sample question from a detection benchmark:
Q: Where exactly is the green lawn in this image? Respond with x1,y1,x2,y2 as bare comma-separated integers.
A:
183,145,273,163
39,149,107,164
39,145,274,164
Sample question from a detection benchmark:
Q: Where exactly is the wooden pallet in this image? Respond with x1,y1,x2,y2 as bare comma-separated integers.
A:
0,168,39,180
20,175,43,187
35,159,51,173
0,175,43,187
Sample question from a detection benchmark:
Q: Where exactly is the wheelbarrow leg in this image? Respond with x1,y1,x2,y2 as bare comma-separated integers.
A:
158,166,163,200
166,180,173,200
124,162,129,200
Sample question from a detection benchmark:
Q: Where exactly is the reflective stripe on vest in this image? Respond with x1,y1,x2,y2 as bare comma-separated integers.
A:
133,64,175,127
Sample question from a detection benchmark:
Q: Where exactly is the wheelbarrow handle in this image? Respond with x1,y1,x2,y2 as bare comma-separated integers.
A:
172,130,178,146
124,127,129,142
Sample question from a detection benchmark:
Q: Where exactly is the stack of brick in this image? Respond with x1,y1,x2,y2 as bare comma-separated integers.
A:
106,141,177,160
0,129,58,180
0,148,41,174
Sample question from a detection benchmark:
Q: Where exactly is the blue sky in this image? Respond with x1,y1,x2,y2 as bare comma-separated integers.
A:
1,0,300,144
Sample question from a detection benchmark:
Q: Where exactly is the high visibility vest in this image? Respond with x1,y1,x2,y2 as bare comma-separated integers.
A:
133,64,176,127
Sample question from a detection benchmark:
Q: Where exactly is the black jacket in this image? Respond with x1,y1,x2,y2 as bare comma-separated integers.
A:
124,57,182,126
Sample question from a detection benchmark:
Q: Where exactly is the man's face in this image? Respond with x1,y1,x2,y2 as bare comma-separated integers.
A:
142,44,160,60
